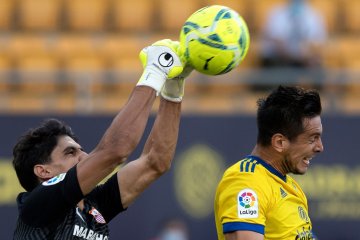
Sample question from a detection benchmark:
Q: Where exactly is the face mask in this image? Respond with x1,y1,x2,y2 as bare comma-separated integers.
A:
291,0,305,4
160,230,187,240
290,0,306,14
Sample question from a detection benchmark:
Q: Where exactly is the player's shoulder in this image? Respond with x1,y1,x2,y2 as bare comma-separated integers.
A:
16,192,29,209
219,157,269,190
224,156,267,177
216,156,272,199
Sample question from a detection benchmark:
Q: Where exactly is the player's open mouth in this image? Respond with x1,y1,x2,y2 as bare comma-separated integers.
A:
303,157,312,166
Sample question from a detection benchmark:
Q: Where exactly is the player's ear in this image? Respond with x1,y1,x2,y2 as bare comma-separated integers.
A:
34,164,52,180
271,133,289,153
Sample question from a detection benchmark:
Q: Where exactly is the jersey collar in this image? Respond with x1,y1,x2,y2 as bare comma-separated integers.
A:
247,155,287,182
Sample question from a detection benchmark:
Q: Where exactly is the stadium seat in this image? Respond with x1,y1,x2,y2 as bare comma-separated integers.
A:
52,94,77,113
321,38,342,69
17,0,62,31
0,55,11,92
0,55,11,71
6,35,58,66
335,36,360,111
342,0,360,33
7,35,60,93
157,0,203,33
310,0,340,35
0,0,14,30
64,0,109,31
238,38,261,68
100,34,150,94
55,35,107,95
250,0,287,35
337,36,360,68
110,0,155,32
56,34,102,59
91,93,132,113
101,34,152,72
7,94,49,113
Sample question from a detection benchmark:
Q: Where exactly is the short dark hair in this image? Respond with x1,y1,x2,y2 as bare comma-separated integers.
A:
12,118,77,192
256,86,322,146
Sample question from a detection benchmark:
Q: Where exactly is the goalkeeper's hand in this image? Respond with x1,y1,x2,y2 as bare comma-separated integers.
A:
137,39,184,94
160,41,193,102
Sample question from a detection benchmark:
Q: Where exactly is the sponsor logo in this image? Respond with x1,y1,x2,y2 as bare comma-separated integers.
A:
42,173,66,186
89,207,106,224
298,206,310,224
73,224,108,240
280,187,288,198
158,52,174,67
237,189,258,218
295,226,315,240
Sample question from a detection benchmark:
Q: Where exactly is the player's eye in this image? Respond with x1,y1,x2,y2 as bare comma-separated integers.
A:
67,150,75,155
309,135,319,144
65,147,77,155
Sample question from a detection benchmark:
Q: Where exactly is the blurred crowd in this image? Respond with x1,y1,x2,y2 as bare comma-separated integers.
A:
0,0,359,114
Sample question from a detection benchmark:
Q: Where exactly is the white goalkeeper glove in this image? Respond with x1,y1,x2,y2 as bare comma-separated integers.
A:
137,39,184,93
160,41,193,102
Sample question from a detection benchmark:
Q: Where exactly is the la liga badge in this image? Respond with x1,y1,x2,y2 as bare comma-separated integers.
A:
237,188,259,218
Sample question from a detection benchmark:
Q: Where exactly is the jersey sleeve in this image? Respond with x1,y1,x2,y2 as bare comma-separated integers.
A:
85,173,126,222
18,165,84,227
215,165,273,235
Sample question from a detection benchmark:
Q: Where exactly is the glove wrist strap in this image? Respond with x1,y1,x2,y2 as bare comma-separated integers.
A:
137,66,167,93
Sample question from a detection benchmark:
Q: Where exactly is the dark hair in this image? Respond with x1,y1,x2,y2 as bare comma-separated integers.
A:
12,118,77,192
256,86,322,146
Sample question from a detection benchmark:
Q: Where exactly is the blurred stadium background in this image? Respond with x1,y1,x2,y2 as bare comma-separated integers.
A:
0,0,359,239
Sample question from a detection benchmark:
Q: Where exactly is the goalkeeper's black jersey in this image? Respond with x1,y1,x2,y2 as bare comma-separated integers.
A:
13,166,125,240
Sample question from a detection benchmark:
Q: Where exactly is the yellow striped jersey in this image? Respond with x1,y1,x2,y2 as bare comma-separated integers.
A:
214,155,316,240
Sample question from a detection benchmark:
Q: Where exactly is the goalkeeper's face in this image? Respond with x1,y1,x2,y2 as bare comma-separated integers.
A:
283,116,324,175
43,135,87,179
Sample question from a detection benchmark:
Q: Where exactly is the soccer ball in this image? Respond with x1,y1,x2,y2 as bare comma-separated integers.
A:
179,5,250,75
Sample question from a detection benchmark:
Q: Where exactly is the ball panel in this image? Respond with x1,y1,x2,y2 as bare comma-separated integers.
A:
187,40,238,75
179,5,250,75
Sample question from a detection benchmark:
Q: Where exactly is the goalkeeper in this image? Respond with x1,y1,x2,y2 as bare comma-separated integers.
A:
12,39,192,240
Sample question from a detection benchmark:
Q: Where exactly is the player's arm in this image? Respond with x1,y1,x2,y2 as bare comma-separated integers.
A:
76,40,184,196
85,98,180,218
225,231,264,240
75,86,156,195
215,163,270,240
116,40,189,208
117,96,181,208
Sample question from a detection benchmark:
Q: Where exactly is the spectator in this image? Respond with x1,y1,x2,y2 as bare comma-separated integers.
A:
150,217,189,240
256,0,327,91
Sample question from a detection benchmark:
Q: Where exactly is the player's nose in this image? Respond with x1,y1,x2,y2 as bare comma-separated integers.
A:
315,138,324,153
78,151,88,163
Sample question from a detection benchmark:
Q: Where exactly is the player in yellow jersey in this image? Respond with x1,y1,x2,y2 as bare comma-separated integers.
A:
214,86,323,240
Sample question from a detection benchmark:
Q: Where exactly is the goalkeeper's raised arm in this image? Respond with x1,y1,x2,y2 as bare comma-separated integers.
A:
12,39,191,240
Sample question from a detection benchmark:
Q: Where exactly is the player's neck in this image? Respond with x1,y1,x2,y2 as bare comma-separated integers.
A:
251,145,287,176
77,200,85,210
